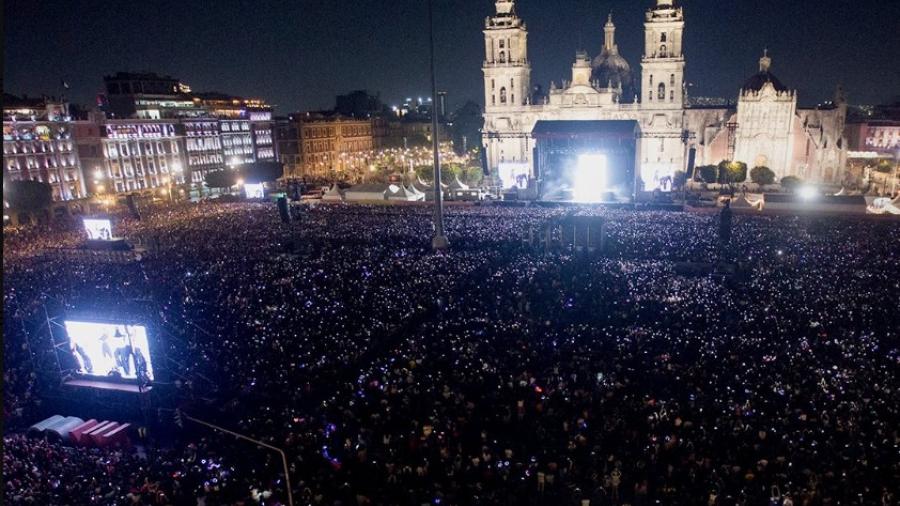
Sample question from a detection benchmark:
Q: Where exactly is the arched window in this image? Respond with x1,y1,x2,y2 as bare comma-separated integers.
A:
499,40,505,48
492,95,496,105
500,87,507,104
499,51,506,63
650,75,654,85
648,89,653,101
491,79,495,90
658,83,666,100
660,33,667,43
659,45,667,58
670,90,674,102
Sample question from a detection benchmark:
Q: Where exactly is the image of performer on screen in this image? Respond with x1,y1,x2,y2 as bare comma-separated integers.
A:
70,342,93,374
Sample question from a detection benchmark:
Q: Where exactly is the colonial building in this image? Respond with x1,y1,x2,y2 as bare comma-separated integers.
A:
299,113,375,180
3,95,87,200
482,0,848,196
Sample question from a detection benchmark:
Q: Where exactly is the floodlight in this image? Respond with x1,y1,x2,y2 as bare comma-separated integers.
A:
798,185,818,201
573,154,608,203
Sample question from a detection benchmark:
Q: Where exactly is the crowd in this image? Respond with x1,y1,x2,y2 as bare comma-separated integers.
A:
3,201,898,505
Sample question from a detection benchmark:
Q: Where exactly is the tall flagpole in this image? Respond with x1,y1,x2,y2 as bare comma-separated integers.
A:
429,0,449,250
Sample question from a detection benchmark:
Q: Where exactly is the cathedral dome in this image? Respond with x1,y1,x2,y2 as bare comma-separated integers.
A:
591,52,633,90
741,50,789,93
590,14,634,100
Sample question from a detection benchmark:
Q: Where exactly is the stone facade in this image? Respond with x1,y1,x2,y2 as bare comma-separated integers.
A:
482,0,848,190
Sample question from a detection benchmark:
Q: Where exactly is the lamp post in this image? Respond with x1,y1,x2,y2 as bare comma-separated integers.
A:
178,411,293,506
428,0,448,250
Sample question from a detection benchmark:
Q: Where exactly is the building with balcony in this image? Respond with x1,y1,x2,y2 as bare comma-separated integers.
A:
3,94,87,201
299,113,375,180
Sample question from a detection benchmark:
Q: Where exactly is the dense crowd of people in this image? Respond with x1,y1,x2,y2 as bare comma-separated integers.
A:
3,200,898,505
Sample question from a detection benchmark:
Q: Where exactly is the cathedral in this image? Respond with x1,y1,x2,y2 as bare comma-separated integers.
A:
482,0,848,198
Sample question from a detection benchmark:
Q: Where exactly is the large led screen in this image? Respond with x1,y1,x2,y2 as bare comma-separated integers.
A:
244,183,265,199
64,321,154,381
83,218,113,240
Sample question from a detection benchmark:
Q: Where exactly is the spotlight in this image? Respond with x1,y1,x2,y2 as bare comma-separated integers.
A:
573,154,607,203
798,185,818,201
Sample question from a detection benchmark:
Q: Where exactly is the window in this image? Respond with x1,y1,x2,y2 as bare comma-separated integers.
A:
670,74,675,86
670,90,675,102
650,75,653,85
658,83,666,100
499,40,505,48
649,90,653,101
491,79,495,90
492,95,496,106
659,45,667,58
660,33,667,43
500,87,507,104
499,51,506,63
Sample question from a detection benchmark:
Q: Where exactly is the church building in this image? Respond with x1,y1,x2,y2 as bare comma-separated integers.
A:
482,0,848,199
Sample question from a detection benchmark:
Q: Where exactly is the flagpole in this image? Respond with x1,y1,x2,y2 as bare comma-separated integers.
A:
428,0,449,250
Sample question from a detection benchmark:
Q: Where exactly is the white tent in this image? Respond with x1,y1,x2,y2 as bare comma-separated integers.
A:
385,183,424,201
321,183,344,201
344,183,389,201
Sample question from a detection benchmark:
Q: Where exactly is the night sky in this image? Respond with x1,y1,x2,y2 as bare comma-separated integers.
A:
4,0,898,114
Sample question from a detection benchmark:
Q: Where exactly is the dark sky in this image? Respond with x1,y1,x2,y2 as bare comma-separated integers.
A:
4,0,898,114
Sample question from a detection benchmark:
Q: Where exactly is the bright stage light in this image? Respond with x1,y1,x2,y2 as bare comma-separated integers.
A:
798,185,818,201
573,154,607,203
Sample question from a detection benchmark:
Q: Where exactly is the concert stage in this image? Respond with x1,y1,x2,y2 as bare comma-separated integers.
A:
532,120,639,203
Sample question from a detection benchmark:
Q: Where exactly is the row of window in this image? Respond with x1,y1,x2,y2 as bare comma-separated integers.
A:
189,154,224,166
221,122,251,132
648,83,676,102
5,155,78,171
106,141,180,158
3,140,74,154
187,138,222,151
222,136,252,148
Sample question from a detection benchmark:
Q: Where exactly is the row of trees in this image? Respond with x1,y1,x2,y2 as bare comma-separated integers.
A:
694,160,780,186
413,162,484,186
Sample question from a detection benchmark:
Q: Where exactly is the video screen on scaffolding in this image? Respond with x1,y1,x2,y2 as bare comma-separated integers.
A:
83,218,113,241
64,321,155,381
244,183,265,199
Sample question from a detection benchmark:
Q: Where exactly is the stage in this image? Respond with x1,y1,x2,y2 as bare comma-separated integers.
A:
532,120,640,203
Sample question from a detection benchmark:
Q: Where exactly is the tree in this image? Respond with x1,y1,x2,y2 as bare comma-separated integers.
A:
204,170,237,188
241,161,284,183
717,160,748,184
4,180,53,211
780,175,802,192
750,166,776,185
873,159,895,174
697,165,718,183
462,166,484,186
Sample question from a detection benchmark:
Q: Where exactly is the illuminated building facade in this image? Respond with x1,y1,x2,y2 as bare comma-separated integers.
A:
103,72,202,119
299,114,375,179
95,120,186,193
3,94,87,200
183,120,223,184
275,117,302,178
482,0,849,193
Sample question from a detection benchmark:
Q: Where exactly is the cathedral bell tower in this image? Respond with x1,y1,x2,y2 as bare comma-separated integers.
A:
483,0,531,110
640,0,685,109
